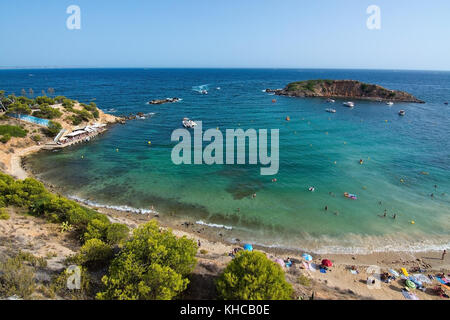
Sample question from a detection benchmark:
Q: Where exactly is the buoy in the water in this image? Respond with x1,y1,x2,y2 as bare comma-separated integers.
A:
148,141,151,145
411,221,415,224
272,99,276,103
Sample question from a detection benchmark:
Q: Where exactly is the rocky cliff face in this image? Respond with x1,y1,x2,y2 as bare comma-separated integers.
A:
268,80,424,103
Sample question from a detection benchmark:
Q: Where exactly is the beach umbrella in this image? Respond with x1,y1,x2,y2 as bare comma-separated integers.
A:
243,244,253,252
321,259,333,267
275,259,285,268
405,280,416,289
408,276,422,287
302,253,313,261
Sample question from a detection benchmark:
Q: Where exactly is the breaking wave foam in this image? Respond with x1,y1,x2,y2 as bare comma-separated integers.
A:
196,220,233,230
68,195,158,215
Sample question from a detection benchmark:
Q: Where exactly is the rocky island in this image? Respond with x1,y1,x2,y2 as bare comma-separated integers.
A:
266,80,425,103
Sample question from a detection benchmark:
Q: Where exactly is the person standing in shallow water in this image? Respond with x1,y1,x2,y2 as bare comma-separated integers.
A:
442,250,447,260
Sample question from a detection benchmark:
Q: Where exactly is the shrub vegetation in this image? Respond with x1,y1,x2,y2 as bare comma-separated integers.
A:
216,251,293,300
97,220,197,300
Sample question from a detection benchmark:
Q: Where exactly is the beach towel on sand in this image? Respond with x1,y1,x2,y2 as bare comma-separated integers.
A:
437,278,450,290
413,274,432,284
309,263,318,272
402,289,419,300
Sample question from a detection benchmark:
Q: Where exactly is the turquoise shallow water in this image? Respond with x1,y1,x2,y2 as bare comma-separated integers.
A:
1,68,449,253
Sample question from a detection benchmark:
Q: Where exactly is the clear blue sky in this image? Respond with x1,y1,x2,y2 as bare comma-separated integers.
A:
1,0,449,70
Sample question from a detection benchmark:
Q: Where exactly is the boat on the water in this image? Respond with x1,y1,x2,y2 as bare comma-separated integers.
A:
343,101,355,107
325,108,336,113
182,117,197,128
386,101,394,106
326,98,335,103
201,90,208,95
398,110,406,116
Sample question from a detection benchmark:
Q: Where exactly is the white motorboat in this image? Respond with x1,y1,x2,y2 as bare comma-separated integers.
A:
343,101,355,107
386,101,394,106
326,98,335,103
182,117,197,128
325,108,336,113
398,110,405,116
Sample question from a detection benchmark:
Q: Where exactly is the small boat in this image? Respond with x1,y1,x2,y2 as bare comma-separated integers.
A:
201,90,208,95
398,110,405,116
343,101,355,108
326,98,335,103
325,108,336,113
386,102,394,106
182,117,197,128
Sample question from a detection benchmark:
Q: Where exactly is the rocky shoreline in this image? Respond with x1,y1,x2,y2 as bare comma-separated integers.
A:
266,79,425,103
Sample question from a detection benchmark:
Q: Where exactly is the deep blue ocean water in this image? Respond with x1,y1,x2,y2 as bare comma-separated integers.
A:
1,68,449,253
